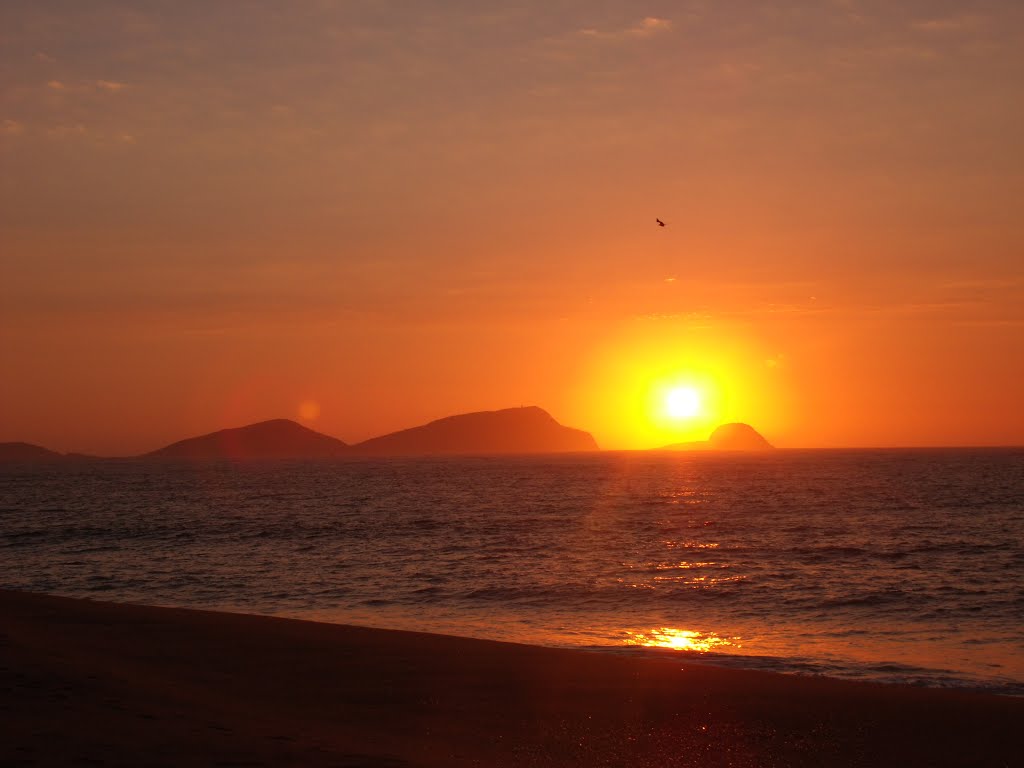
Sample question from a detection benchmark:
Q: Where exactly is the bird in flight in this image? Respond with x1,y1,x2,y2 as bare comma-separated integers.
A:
656,218,666,227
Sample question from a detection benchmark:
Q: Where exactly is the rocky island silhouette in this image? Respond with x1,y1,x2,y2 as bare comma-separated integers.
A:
0,442,65,462
660,422,773,451
1,406,600,460
2,410,776,459
147,419,350,460
353,406,597,456
145,406,598,459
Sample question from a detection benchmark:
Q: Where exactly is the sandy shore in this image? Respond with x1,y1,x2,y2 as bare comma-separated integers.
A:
1,590,1020,767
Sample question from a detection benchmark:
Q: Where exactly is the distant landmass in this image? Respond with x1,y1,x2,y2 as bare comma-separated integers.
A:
352,406,598,456
708,423,773,450
9,408,801,460
90,406,597,459
661,423,773,451
146,419,350,460
0,442,64,462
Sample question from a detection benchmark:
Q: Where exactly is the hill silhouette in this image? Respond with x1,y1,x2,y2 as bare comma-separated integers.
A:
7,407,599,459
0,442,64,462
147,419,349,460
661,423,773,451
707,423,773,450
352,406,598,456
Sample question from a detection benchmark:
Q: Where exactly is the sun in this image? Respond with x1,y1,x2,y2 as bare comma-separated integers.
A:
665,386,702,420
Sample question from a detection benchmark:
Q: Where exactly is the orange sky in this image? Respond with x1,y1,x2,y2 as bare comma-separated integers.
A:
2,2,1023,454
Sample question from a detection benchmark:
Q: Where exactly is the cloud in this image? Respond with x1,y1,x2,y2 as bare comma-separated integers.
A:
46,123,87,138
2,119,25,136
912,15,984,33
940,276,1023,292
578,16,673,42
43,79,129,95
829,0,865,25
843,44,940,65
632,17,673,37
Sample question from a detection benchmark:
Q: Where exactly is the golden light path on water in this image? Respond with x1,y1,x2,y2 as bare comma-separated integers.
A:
622,533,741,654
626,628,738,653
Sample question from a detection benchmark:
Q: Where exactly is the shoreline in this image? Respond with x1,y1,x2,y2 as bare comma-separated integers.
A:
2,590,1021,767
288,607,1024,697
14,590,1018,696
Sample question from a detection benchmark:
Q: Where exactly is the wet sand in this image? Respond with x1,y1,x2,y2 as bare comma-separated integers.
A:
1,590,1020,767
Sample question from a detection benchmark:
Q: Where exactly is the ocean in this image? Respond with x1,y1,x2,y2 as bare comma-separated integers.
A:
2,449,1022,695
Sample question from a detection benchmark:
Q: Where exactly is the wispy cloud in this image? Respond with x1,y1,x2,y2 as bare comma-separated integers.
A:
46,123,87,138
630,16,673,37
829,0,866,25
44,79,129,94
912,15,985,33
939,276,1023,292
836,44,940,67
578,16,673,42
2,119,25,136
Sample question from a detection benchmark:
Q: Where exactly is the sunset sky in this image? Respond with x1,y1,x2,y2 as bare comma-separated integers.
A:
2,1,1023,454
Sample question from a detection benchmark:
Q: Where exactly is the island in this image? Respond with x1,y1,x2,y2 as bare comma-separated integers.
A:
0,442,64,462
4,407,601,460
145,419,350,460
351,406,598,456
661,422,773,451
136,406,598,459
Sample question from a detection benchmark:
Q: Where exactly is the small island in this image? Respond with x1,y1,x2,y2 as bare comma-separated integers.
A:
145,419,351,460
660,422,773,452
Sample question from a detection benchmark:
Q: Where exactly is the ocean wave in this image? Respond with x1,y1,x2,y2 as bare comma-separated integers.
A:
2,448,1022,693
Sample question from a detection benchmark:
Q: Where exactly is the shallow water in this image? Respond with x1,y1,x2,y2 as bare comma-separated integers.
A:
2,448,1022,693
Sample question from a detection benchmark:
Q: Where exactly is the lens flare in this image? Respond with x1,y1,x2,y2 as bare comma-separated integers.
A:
298,400,321,421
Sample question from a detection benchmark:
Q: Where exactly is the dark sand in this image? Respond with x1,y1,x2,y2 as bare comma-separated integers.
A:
1,590,1020,767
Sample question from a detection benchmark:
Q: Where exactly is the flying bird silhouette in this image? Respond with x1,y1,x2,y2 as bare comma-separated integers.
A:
656,218,666,227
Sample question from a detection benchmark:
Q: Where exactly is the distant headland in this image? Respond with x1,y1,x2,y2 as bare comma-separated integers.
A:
353,406,598,456
147,406,598,459
0,406,599,460
147,419,350,460
0,442,65,462
0,411,777,460
660,423,773,452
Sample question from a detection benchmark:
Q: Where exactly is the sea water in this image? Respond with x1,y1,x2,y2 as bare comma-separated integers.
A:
2,449,1022,694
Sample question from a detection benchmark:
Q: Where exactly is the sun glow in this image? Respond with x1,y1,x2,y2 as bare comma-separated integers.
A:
665,386,702,420
571,319,790,449
646,374,720,441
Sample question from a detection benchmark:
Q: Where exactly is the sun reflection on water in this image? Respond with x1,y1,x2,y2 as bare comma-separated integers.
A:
616,555,744,590
626,627,737,653
663,540,720,549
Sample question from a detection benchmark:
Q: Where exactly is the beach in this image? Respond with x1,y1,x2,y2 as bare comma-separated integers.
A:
2,590,1020,767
